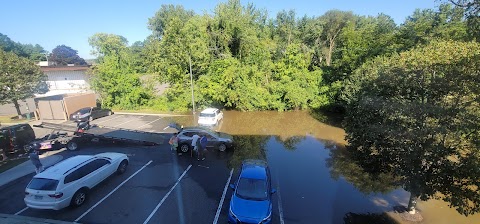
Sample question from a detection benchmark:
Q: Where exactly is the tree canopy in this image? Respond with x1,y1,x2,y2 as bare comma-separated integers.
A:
49,45,87,65
0,33,46,61
342,40,480,215
0,49,48,116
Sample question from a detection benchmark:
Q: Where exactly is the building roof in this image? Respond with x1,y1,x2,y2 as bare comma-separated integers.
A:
40,66,90,72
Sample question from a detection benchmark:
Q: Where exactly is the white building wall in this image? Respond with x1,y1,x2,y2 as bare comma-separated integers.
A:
45,70,90,91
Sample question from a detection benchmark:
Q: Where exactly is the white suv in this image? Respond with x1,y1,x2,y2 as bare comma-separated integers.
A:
198,108,223,126
24,153,129,210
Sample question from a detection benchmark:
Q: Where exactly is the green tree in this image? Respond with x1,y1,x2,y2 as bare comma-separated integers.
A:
318,10,355,66
396,4,468,51
88,33,152,109
0,49,48,117
0,33,46,61
148,4,194,39
49,45,87,65
342,41,480,216
446,0,480,40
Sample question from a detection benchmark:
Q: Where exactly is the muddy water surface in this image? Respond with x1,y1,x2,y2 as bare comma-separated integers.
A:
168,110,480,224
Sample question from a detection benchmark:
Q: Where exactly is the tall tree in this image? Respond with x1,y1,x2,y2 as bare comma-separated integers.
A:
0,50,48,117
342,40,480,216
49,45,87,65
88,33,152,109
319,10,355,66
0,33,46,61
446,0,480,40
147,4,194,39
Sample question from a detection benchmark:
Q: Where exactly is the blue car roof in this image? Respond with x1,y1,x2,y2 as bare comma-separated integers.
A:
240,160,268,180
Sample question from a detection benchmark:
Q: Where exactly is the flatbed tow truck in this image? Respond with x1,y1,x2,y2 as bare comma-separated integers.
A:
29,122,166,151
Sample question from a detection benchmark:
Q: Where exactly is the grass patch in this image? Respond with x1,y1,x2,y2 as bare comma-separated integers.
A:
0,115,29,125
0,158,29,174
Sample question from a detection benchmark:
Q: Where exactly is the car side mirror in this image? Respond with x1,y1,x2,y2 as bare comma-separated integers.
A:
271,188,277,194
230,184,235,190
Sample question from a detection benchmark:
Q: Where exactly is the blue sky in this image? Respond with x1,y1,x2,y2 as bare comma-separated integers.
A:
0,0,437,59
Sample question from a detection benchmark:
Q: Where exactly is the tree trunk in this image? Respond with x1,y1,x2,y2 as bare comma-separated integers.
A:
407,193,418,214
12,99,22,119
326,39,335,66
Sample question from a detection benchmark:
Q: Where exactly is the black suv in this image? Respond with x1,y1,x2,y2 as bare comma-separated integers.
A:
0,124,36,158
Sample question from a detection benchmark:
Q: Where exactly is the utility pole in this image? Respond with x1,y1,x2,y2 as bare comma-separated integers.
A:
189,55,195,115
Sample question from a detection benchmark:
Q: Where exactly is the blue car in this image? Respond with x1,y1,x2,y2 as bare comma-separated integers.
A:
228,160,276,224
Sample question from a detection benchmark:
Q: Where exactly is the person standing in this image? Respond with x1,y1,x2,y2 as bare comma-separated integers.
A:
169,133,179,154
199,134,208,161
191,133,200,158
29,143,44,174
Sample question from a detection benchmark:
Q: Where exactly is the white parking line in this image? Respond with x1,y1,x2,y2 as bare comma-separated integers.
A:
14,207,28,215
75,160,153,222
143,164,192,224
277,174,285,224
96,115,124,124
113,115,144,127
136,117,163,129
213,168,234,224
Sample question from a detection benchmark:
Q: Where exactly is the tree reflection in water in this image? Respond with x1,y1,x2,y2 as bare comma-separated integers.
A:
227,135,269,169
326,145,400,194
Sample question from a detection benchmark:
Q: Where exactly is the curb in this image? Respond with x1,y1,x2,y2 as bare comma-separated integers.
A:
113,112,190,117
0,213,78,224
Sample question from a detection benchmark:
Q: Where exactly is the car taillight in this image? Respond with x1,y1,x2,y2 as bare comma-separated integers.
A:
48,192,63,198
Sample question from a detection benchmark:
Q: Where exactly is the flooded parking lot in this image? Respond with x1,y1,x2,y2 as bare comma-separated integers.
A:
1,110,479,223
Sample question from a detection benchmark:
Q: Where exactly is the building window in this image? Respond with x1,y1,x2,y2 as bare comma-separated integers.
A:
65,78,68,80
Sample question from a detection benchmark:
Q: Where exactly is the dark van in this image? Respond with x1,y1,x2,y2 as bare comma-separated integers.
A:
0,124,36,155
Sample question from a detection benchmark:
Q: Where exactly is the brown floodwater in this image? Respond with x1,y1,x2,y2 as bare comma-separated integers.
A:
166,110,480,224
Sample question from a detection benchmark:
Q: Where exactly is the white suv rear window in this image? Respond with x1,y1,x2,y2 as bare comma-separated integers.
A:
200,113,215,117
28,178,59,191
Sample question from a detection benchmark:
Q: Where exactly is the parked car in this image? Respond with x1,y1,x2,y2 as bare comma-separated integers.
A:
70,107,113,122
0,123,35,154
228,160,275,224
198,108,223,126
24,152,129,210
177,127,233,152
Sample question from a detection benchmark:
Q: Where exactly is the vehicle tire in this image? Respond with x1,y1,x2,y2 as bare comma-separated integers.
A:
108,111,112,116
179,144,190,153
71,188,88,207
0,150,5,162
117,160,128,174
218,143,227,152
24,144,32,153
67,141,78,151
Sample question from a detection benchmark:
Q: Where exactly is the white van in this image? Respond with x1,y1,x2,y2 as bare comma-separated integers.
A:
198,108,223,126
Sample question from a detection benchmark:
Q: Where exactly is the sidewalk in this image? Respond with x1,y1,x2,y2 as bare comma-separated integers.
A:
0,153,64,187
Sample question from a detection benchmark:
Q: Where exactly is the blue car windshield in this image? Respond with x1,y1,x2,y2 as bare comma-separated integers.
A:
236,178,268,200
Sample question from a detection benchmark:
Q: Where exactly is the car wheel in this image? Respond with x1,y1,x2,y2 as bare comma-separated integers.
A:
218,143,227,152
108,111,112,116
67,141,78,151
0,151,5,162
24,144,32,153
180,144,190,153
71,189,88,207
117,160,128,174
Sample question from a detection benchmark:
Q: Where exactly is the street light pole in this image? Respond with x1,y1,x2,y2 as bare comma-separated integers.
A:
189,55,195,115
